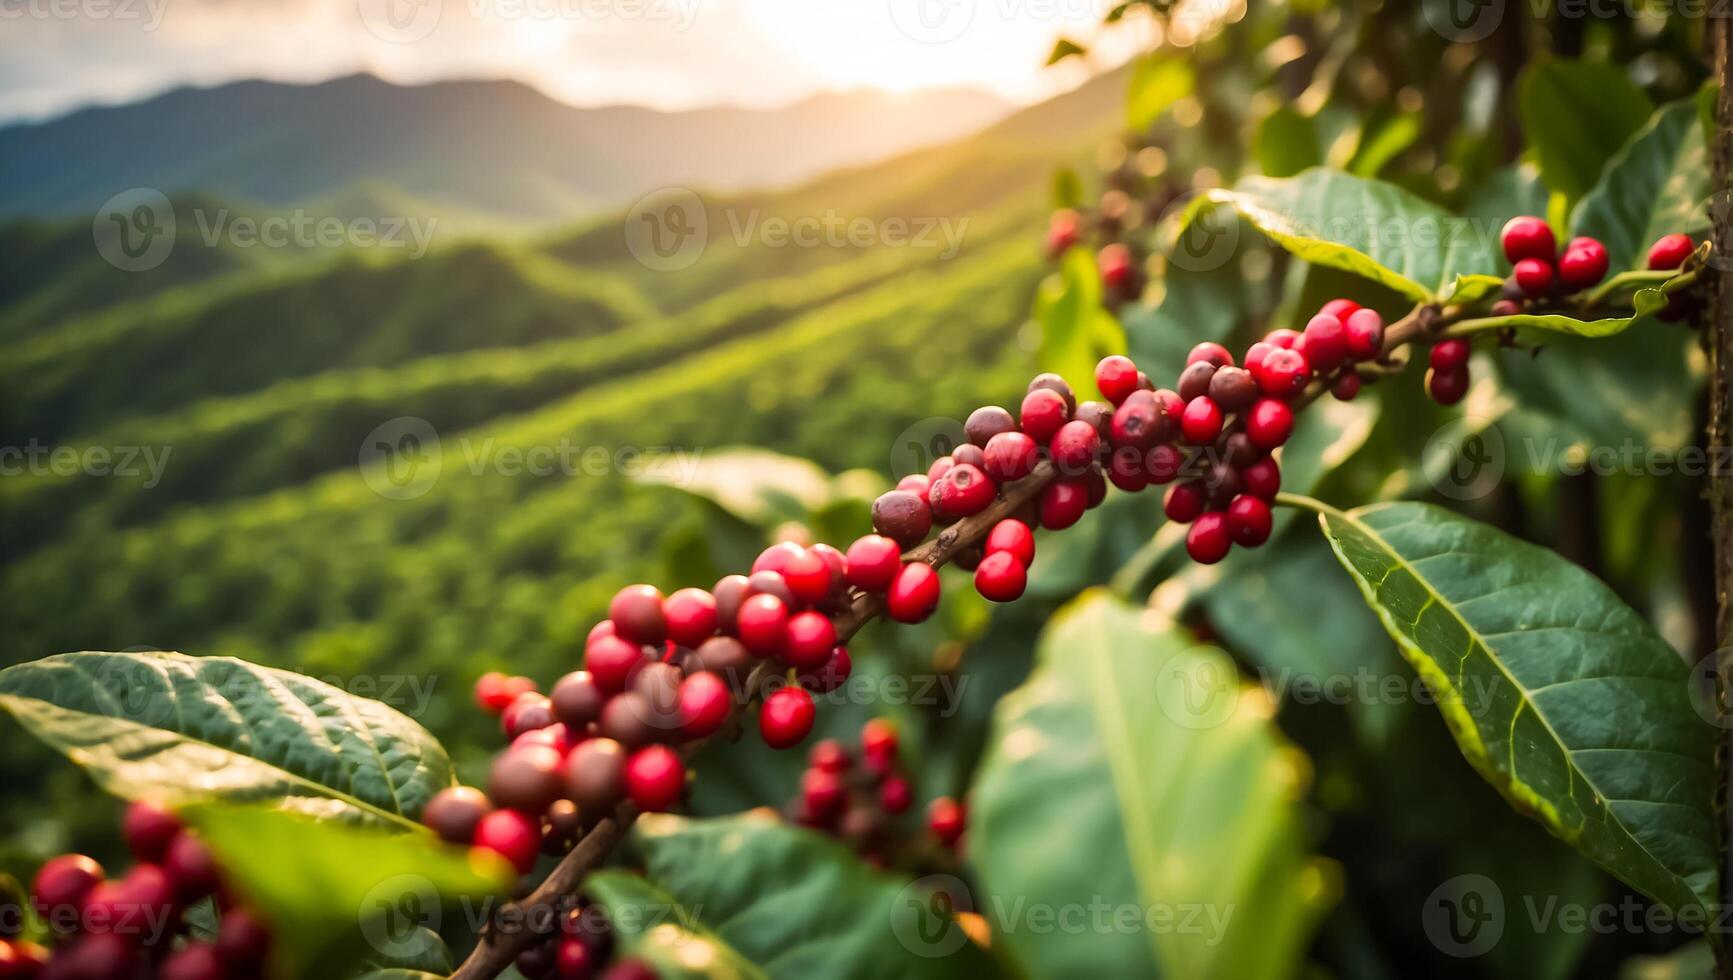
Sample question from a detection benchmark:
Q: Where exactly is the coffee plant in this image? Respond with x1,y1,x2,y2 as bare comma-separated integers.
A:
5,3,1733,980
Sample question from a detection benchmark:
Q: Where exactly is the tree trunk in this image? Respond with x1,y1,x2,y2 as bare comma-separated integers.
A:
1710,14,1733,980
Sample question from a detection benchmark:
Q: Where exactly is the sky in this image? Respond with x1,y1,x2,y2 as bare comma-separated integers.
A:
0,0,1152,123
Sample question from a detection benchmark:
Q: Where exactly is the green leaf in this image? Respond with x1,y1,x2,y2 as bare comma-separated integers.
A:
585,871,766,980
1572,96,1711,274
1519,59,1654,206
1307,501,1715,914
622,812,1002,979
1046,37,1087,66
1197,170,1501,301
1126,56,1194,132
970,593,1331,978
1450,276,1677,337
1347,113,1421,178
184,804,507,977
0,651,454,830
1442,274,1506,306
1037,248,1126,394
1253,106,1321,178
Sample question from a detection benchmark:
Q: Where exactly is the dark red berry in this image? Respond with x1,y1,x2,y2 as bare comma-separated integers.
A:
215,908,271,972
625,746,685,813
1513,257,1553,297
1109,390,1167,449
1226,495,1273,546
930,463,996,519
760,688,816,749
423,786,492,845
955,443,989,469
1429,338,1470,371
712,574,750,634
608,585,667,646
925,456,953,485
862,718,898,761
551,671,605,730
1426,365,1470,405
1246,399,1293,450
32,854,103,919
974,552,1027,602
844,535,902,591
503,692,556,739
1145,444,1183,484
1501,216,1555,263
783,611,837,669
1164,482,1207,524
810,739,852,773
1020,388,1070,443
802,768,846,819
662,588,718,648
489,745,566,814
1207,366,1257,413
1301,313,1348,371
1331,372,1361,401
1074,400,1114,439
898,473,932,497
678,670,733,739
1039,480,1090,530
880,776,913,814
1027,372,1077,412
1344,308,1384,360
736,594,788,657
746,570,795,608
693,636,753,691
160,943,223,980
965,406,1017,447
1648,233,1694,270
1490,299,1522,316
1049,419,1100,474
983,430,1039,482
1559,237,1608,291
1242,457,1281,500
1180,398,1223,445
798,646,852,693
1319,298,1360,321
928,797,965,846
1187,342,1234,368
163,832,220,901
1095,355,1141,404
1108,446,1149,491
1098,243,1134,290
474,809,540,873
886,562,941,623
1254,347,1310,399
1177,361,1217,402
1186,512,1232,564
123,802,181,864
565,738,627,817
585,636,645,696
555,937,594,980
1046,209,1080,257
872,490,932,549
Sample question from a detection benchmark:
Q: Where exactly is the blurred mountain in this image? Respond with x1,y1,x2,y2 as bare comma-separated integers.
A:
0,73,1014,225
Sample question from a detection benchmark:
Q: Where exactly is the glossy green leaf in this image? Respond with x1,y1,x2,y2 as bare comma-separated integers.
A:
184,804,507,977
0,651,454,830
585,871,766,980
1442,274,1506,306
623,812,1002,980
1449,276,1677,337
1307,501,1715,914
1126,56,1194,132
970,593,1331,978
1198,170,1501,301
1519,59,1653,205
1572,95,1711,274
1037,247,1126,393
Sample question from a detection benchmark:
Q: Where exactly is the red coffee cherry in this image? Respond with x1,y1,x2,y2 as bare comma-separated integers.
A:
490,744,566,814
711,574,750,634
1319,298,1360,321
123,802,182,864
1050,419,1101,473
1095,354,1141,404
1039,480,1090,530
1429,338,1470,371
1081,467,1107,509
1207,366,1258,413
783,611,838,669
886,562,941,623
880,776,914,814
984,518,1035,567
475,672,524,714
161,943,223,980
551,671,605,730
608,585,667,646
1180,398,1223,445
1426,365,1470,405
32,854,104,919
474,809,541,873
753,542,802,577
1344,308,1384,360
965,405,1017,447
930,463,996,519
974,551,1028,602
1186,512,1232,564
862,718,898,760
898,473,932,497
802,768,847,819
780,548,834,606
502,692,555,739
1246,398,1294,450
1046,208,1080,257
1254,347,1310,399
760,688,817,750
810,739,852,773
1164,481,1208,524
1020,388,1070,444
1176,361,1216,402
745,569,795,607
555,937,595,980
1074,400,1113,439
1243,341,1277,374
1098,243,1134,290
678,670,734,739
1266,328,1302,349
1226,495,1273,546
1490,299,1521,317
1648,233,1695,270
423,786,492,845
565,738,628,817
1187,342,1234,368
1501,215,1556,263
844,535,902,591
1109,390,1167,449
736,593,789,657
1028,372,1077,412
798,646,852,693
928,797,966,846
1242,457,1281,500
662,588,718,648
585,636,646,696
1559,237,1609,291
1331,372,1361,401
1513,257,1553,297
625,746,685,813
163,832,220,902
872,490,932,549
983,430,1039,482
1301,313,1348,372
1108,447,1149,491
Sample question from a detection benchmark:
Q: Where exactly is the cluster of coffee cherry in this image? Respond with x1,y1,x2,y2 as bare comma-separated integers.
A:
5,803,271,980
782,720,966,863
498,898,652,980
